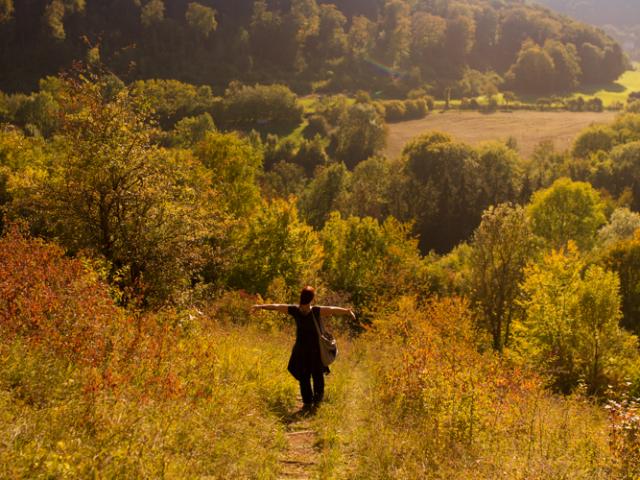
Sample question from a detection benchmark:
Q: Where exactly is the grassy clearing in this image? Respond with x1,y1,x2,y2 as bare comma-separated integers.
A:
564,66,640,106
385,110,617,159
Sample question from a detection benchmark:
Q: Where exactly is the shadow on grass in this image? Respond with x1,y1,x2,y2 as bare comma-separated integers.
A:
281,404,319,425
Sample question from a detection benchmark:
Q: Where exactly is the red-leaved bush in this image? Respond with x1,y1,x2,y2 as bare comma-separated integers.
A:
0,224,123,366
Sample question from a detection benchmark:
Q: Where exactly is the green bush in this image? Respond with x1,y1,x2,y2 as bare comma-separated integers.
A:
382,100,407,122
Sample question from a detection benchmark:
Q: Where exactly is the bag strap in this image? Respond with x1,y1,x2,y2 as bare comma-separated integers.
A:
310,307,324,337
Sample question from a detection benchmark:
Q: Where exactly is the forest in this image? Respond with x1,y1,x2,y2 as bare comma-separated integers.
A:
537,0,640,60
2,0,640,478
0,0,629,95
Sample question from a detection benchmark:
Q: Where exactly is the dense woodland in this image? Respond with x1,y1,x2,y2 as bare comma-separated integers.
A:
538,0,640,60
0,0,630,95
3,1,640,478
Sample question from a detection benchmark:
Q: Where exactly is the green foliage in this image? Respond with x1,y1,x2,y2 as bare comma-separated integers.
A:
527,178,606,251
470,204,536,351
0,0,628,96
8,73,218,305
340,156,395,220
516,244,639,395
602,231,640,335
130,79,216,129
476,141,523,206
506,41,556,94
320,213,424,315
299,162,350,229
331,102,386,168
228,198,322,296
167,112,215,147
141,0,164,27
220,83,304,135
572,124,616,158
185,2,217,38
608,141,640,210
598,207,640,247
193,130,261,217
382,98,428,122
402,131,482,252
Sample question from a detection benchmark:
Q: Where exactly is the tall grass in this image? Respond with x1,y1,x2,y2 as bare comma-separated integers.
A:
0,227,298,478
311,297,637,479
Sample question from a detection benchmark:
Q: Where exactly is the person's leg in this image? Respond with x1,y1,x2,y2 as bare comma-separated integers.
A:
299,372,313,405
311,370,324,403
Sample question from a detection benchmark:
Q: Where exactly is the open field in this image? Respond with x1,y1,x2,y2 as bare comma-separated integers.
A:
385,110,618,159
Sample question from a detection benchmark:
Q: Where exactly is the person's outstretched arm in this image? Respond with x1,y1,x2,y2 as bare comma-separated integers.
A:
318,306,356,321
252,304,291,314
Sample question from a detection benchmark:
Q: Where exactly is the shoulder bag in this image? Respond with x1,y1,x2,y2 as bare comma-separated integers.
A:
311,308,337,366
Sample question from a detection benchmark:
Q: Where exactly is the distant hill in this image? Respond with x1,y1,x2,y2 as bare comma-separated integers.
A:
536,0,640,59
0,0,629,95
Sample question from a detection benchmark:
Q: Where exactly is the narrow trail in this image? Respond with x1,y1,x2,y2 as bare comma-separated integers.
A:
277,343,371,479
279,403,320,479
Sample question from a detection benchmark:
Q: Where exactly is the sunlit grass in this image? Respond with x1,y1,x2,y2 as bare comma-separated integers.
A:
563,65,640,106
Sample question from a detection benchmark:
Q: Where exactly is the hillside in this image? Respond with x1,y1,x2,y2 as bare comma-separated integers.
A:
537,0,640,59
0,0,629,96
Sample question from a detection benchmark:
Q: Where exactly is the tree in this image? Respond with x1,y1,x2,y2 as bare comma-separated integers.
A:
192,131,262,217
167,112,215,148
572,125,616,158
507,41,556,94
8,73,218,305
332,102,386,168
609,142,640,210
221,83,304,135
299,162,350,229
527,178,606,251
444,15,476,65
476,141,523,207
544,39,581,91
517,244,638,395
602,231,640,335
304,4,347,71
229,198,322,296
598,208,640,247
320,213,424,315
341,156,392,220
141,0,164,27
376,0,411,68
470,204,536,351
402,132,481,252
185,2,217,38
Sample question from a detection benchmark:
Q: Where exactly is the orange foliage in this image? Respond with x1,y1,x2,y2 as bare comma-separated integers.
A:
0,224,122,366
374,297,543,447
0,225,200,400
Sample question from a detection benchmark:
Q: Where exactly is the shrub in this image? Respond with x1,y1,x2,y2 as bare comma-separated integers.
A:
383,100,407,122
404,99,428,119
220,82,304,134
348,296,614,479
302,114,330,139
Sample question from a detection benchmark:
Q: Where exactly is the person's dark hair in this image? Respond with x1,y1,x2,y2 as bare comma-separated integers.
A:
300,286,315,305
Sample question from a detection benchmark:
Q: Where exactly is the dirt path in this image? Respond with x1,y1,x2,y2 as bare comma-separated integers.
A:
277,344,370,478
279,404,319,479
385,110,617,159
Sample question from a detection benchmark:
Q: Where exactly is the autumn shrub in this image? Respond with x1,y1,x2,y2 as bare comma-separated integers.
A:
345,296,615,479
0,227,298,478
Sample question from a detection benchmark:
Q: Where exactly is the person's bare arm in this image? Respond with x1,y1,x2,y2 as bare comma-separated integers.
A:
318,306,356,321
252,304,291,314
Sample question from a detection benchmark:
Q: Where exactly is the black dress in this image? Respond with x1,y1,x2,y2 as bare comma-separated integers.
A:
287,306,329,380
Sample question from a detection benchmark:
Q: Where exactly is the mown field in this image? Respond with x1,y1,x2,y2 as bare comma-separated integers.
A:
385,110,618,159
